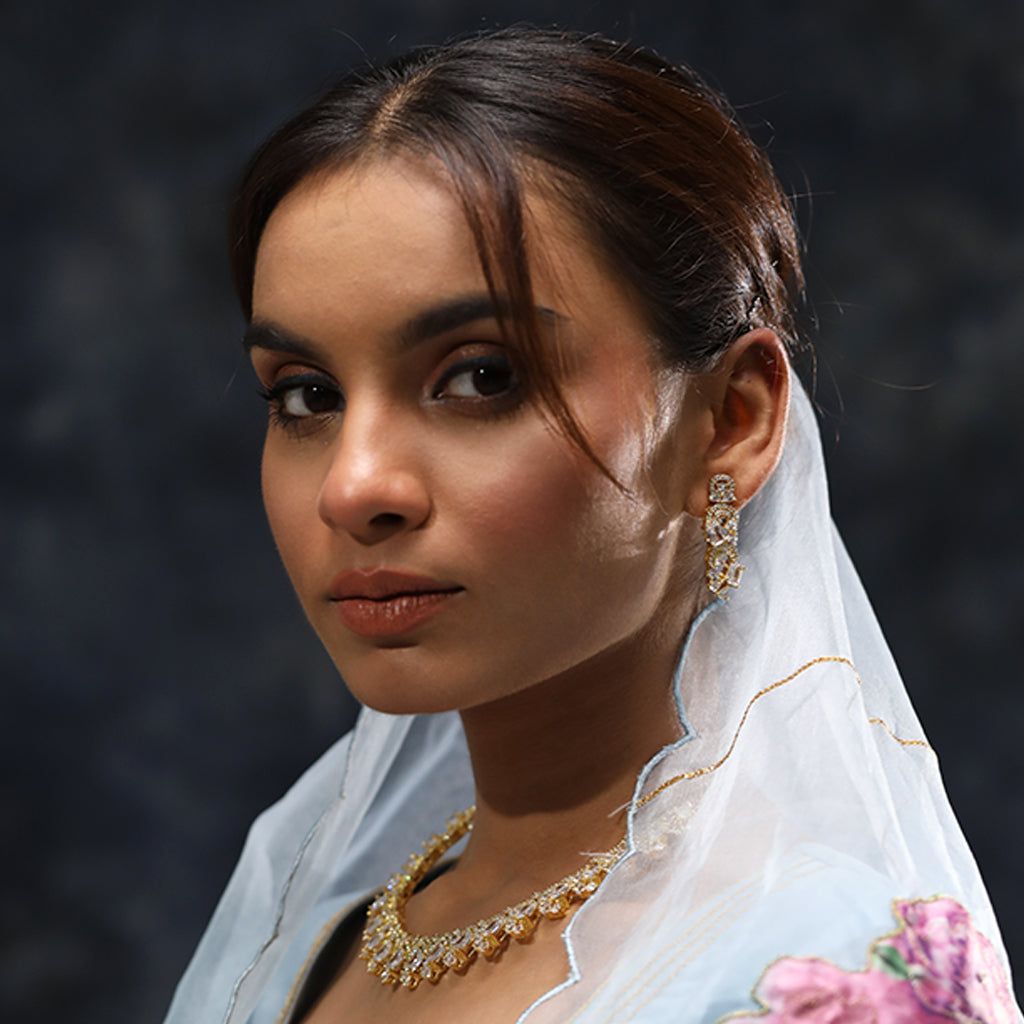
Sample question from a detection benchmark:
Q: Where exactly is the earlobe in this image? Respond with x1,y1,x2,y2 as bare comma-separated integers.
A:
685,329,790,515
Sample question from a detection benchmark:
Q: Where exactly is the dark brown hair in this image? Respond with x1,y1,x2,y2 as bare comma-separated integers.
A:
229,27,804,464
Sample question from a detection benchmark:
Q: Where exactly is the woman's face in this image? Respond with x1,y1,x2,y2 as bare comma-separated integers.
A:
248,157,708,714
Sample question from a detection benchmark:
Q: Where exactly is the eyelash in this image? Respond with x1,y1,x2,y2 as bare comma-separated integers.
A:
259,373,342,437
259,352,524,436
431,354,523,409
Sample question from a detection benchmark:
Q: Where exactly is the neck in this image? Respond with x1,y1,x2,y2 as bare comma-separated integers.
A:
455,612,688,886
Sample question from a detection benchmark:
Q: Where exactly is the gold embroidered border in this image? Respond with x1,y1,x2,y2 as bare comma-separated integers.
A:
638,656,933,810
867,716,931,749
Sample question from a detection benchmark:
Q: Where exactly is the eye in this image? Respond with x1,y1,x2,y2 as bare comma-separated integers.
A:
261,372,343,428
433,354,519,402
279,380,342,416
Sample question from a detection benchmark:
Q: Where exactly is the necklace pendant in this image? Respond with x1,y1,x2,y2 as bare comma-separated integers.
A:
469,923,505,958
441,944,471,971
398,966,422,990
420,949,445,981
538,885,572,919
504,907,539,939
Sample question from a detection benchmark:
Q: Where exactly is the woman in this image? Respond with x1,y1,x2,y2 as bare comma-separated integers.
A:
165,28,1019,1024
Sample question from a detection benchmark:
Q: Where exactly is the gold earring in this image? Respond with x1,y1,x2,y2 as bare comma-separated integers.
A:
704,473,745,599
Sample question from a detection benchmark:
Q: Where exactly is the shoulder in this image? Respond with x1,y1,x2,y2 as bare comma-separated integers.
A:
162,728,357,1024
567,846,1019,1024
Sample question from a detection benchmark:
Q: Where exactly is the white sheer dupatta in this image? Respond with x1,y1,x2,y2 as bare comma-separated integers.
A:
163,382,1018,1024
523,383,1016,1022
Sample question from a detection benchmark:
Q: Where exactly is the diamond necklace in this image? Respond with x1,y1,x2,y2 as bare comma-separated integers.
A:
360,805,627,988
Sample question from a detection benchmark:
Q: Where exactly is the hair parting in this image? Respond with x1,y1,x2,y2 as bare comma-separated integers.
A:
229,27,806,474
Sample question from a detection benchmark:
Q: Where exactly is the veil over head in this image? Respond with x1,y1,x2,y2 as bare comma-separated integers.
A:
164,381,1019,1024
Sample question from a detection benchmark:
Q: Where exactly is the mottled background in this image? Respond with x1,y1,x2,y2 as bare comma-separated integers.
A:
3,1,1022,1021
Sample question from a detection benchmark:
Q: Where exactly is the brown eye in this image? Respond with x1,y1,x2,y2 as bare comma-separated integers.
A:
282,382,341,416
262,373,344,424
435,355,518,400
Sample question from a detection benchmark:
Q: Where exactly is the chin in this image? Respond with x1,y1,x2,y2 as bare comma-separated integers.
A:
327,647,472,717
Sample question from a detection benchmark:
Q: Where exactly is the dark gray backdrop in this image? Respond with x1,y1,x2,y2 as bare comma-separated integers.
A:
4,2,1022,1022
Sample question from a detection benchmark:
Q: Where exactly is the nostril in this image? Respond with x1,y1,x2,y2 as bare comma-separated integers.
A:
370,512,406,529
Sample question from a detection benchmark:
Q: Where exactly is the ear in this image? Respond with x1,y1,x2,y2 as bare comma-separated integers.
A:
683,329,790,515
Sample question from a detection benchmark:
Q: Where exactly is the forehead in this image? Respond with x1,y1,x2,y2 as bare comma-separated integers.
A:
254,157,480,299
251,155,651,361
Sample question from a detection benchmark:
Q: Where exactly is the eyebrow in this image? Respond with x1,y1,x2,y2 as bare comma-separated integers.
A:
242,321,325,359
398,295,564,349
242,294,566,357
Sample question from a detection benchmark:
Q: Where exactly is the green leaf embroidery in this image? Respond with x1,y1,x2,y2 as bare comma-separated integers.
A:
872,944,914,980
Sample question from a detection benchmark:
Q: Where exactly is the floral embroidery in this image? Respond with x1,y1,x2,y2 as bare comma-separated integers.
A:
726,897,1016,1024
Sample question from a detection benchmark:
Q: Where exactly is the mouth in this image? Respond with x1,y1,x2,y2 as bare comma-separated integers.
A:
328,569,464,639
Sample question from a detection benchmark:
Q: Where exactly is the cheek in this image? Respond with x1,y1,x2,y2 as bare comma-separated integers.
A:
449,424,659,600
449,437,592,564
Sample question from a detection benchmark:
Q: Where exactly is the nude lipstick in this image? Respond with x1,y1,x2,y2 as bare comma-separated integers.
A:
327,569,463,639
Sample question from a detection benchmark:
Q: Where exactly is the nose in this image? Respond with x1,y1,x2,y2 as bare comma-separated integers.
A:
316,407,431,545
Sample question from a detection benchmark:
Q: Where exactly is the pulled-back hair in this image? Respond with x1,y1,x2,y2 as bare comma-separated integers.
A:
230,27,804,464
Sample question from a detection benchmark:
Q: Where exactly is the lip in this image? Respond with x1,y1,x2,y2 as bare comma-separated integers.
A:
328,569,463,639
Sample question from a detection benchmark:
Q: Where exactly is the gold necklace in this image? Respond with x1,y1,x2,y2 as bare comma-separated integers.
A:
360,806,627,988
361,658,867,989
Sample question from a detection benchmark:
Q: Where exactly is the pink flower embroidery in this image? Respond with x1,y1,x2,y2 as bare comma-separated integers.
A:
886,898,1016,1024
727,897,1016,1024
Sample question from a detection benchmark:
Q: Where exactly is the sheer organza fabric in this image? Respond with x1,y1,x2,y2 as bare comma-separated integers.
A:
163,383,1020,1024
